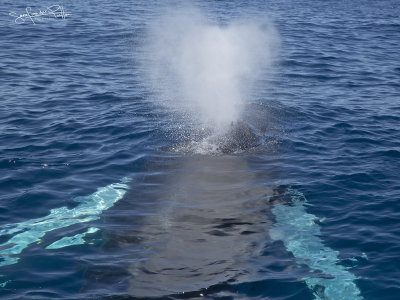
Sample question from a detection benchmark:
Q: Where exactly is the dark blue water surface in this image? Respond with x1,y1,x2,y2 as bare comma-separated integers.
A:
1,0,400,299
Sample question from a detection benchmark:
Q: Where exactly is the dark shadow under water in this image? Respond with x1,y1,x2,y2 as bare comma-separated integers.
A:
125,154,274,297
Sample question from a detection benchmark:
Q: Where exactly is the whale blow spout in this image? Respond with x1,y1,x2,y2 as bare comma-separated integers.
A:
145,5,279,132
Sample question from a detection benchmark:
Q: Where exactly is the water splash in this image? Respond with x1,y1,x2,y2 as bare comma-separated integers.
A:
0,178,129,268
270,189,363,300
171,121,261,154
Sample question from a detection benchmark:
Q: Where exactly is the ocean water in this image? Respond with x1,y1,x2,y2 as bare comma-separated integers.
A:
1,0,400,299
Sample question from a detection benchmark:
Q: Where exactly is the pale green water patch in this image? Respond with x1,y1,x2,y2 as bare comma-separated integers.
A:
0,178,129,268
270,189,363,300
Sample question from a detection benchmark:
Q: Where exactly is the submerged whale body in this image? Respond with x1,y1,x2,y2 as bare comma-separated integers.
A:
78,155,362,299
83,154,275,297
215,121,260,154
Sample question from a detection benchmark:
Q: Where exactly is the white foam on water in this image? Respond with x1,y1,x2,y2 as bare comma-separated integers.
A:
270,189,363,300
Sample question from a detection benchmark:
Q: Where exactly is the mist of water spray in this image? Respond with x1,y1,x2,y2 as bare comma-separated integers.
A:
145,6,279,132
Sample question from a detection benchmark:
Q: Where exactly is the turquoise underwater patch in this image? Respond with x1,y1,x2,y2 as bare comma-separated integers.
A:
0,179,129,268
270,189,363,300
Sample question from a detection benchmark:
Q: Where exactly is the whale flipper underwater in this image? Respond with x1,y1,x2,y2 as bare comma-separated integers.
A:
0,180,129,268
270,189,363,300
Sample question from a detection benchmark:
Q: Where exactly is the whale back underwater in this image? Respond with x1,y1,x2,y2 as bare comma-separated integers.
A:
82,121,275,296
80,122,361,299
0,121,362,299
0,121,363,299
